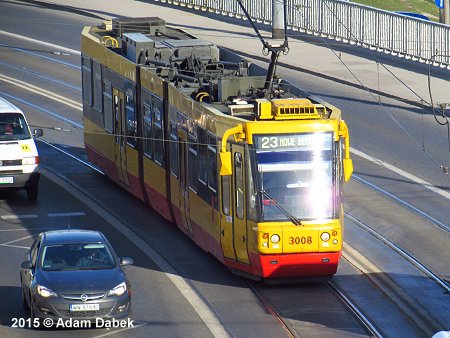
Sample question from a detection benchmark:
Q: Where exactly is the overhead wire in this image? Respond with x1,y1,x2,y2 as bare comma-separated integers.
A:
1,1,449,176
282,0,450,179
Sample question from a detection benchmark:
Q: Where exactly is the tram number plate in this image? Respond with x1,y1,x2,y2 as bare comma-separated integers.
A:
0,177,13,184
70,304,99,312
288,236,313,245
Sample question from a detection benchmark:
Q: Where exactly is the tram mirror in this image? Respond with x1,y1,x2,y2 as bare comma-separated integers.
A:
220,151,232,176
343,158,353,182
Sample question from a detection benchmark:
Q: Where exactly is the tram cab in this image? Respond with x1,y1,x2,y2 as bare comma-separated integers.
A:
217,98,353,278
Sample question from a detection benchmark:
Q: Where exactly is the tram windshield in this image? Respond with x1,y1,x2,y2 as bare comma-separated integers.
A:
254,133,335,221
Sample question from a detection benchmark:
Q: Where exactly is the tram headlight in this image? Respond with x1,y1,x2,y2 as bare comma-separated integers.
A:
270,234,280,244
320,232,331,242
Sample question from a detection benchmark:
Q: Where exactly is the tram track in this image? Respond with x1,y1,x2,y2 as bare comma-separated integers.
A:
39,136,379,338
37,139,232,338
2,29,449,337
38,135,449,338
345,212,450,293
352,174,450,234
340,242,443,337
325,281,382,338
3,66,449,335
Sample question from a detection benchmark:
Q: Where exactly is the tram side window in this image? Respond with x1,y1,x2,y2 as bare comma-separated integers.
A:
143,104,152,158
103,80,113,133
198,128,208,185
234,152,244,219
81,55,92,105
246,149,258,221
126,94,137,147
152,96,164,166
188,137,198,192
221,175,231,215
169,122,178,177
113,95,120,144
207,134,217,193
92,61,102,113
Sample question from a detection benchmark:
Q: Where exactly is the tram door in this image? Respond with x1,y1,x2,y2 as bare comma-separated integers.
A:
178,129,193,234
232,146,249,264
113,89,129,186
220,145,250,263
220,143,235,260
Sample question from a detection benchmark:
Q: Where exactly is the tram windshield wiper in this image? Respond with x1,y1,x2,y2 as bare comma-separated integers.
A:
260,189,302,226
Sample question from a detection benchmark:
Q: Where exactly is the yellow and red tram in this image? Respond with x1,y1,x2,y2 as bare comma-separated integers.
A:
81,17,353,280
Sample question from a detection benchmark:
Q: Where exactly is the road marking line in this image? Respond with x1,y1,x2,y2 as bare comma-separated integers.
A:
0,227,56,232
1,214,38,220
48,212,86,217
0,244,30,249
1,30,446,202
0,73,82,110
0,30,80,55
43,168,231,338
351,147,450,200
93,322,149,337
1,234,36,246
0,92,83,128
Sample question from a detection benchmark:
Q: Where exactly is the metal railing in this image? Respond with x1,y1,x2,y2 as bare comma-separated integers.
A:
154,0,450,69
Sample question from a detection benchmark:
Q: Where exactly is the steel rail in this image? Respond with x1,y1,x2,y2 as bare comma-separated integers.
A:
244,280,297,338
37,139,232,338
352,174,450,233
326,281,383,338
37,138,105,175
345,212,450,293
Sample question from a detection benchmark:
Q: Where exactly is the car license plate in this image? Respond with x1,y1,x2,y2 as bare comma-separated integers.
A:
70,304,99,312
0,177,13,184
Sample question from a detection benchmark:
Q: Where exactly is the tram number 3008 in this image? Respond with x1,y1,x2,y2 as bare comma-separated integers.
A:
288,236,313,245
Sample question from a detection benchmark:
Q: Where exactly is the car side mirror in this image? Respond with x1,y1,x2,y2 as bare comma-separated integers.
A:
21,260,33,269
33,129,43,138
120,257,133,266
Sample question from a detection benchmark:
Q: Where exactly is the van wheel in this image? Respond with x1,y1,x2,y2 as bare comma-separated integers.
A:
27,185,38,201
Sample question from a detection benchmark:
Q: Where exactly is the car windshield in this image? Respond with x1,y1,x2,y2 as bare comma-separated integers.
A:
0,113,31,140
41,243,115,271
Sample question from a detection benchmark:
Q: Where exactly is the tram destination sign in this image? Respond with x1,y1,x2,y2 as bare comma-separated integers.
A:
254,133,332,150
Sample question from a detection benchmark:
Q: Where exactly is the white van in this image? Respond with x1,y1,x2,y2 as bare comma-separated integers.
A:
0,96,43,200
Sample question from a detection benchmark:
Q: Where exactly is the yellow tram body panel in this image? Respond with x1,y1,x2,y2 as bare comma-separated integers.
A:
143,157,166,197
81,17,352,280
253,220,342,255
83,118,115,162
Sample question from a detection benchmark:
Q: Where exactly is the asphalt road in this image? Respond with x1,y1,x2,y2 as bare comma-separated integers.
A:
0,0,449,337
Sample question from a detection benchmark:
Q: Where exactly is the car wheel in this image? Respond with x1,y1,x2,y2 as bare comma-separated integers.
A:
29,301,39,330
21,288,29,310
26,185,38,201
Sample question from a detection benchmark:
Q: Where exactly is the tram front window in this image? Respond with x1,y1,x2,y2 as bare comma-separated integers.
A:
255,133,334,221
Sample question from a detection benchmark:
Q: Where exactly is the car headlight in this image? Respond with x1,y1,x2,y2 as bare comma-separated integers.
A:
36,285,58,298
108,282,127,297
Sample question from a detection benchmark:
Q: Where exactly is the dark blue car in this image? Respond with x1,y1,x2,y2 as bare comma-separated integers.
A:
20,230,133,326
